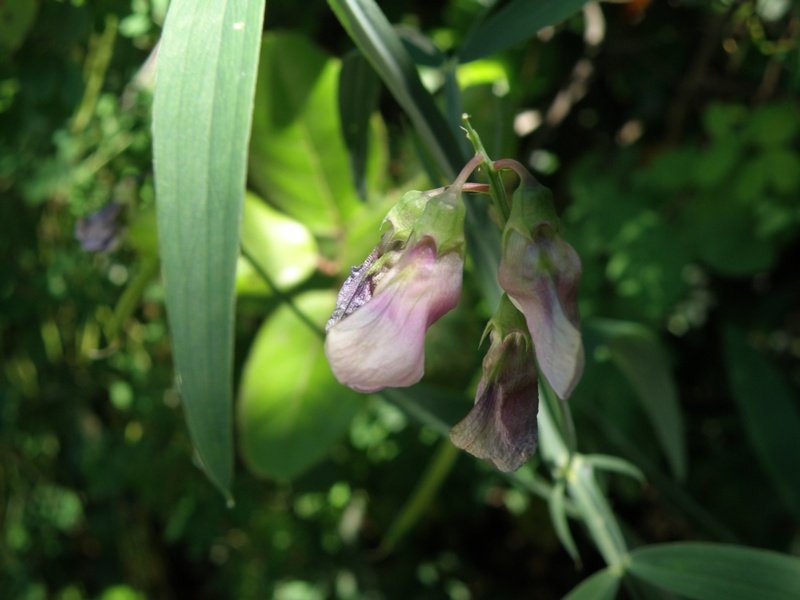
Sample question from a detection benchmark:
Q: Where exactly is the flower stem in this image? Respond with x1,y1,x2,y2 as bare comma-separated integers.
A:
461,115,511,224
492,158,536,184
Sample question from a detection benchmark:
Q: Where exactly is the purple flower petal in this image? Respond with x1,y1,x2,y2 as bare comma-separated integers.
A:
499,225,584,399
325,239,463,392
450,330,538,472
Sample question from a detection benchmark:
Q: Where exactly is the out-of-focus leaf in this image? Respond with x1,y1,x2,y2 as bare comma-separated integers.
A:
458,0,588,64
562,567,620,600
723,326,800,519
338,50,382,200
681,192,776,276
693,143,740,189
589,319,686,481
742,101,799,147
237,191,318,296
249,32,361,236
0,0,38,55
379,441,459,555
606,212,690,319
628,542,800,600
152,0,265,502
238,291,362,480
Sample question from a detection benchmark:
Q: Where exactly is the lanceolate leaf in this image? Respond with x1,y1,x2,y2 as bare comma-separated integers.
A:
563,567,620,600
724,326,800,519
589,318,686,481
458,0,588,64
628,543,800,600
153,0,265,501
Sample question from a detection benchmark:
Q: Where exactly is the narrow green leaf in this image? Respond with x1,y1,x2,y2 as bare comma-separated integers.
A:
549,480,581,566
590,319,686,481
458,0,588,63
724,326,800,518
152,0,265,501
328,0,464,178
628,543,800,600
585,454,646,485
566,456,629,570
338,50,382,200
238,292,362,480
236,192,318,296
563,567,620,600
379,441,460,555
248,32,361,236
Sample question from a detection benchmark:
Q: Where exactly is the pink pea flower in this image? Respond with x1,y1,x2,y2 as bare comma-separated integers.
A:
325,188,465,393
498,179,584,400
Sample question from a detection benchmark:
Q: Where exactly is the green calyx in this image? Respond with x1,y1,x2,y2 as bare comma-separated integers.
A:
408,187,466,256
504,178,560,244
481,294,531,348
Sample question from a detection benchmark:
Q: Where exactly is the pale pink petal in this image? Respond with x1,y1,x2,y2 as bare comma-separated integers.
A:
325,240,462,392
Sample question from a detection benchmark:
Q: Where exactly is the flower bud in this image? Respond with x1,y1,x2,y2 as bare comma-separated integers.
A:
450,295,538,472
325,187,466,392
498,179,584,399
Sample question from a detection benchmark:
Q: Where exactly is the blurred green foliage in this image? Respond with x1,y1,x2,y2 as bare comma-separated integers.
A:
2,0,800,599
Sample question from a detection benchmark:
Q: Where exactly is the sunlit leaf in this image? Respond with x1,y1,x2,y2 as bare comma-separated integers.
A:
237,191,318,296
248,32,361,236
628,542,800,600
238,291,362,480
152,0,266,501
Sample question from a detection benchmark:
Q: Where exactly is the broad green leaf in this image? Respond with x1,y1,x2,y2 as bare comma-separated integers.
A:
458,0,588,64
589,319,686,481
692,142,740,189
238,291,362,480
248,32,361,236
563,567,620,600
152,0,265,501
742,101,800,147
237,192,318,296
628,542,800,600
724,326,800,519
0,0,38,55
680,192,776,276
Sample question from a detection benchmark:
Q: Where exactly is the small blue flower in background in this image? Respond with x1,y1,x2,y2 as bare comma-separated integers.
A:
74,202,124,252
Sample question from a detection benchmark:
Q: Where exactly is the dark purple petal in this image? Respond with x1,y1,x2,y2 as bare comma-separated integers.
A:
450,331,539,472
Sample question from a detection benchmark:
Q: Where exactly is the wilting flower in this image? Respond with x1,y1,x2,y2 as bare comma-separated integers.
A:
450,295,538,472
498,179,584,400
325,187,466,393
74,202,124,252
